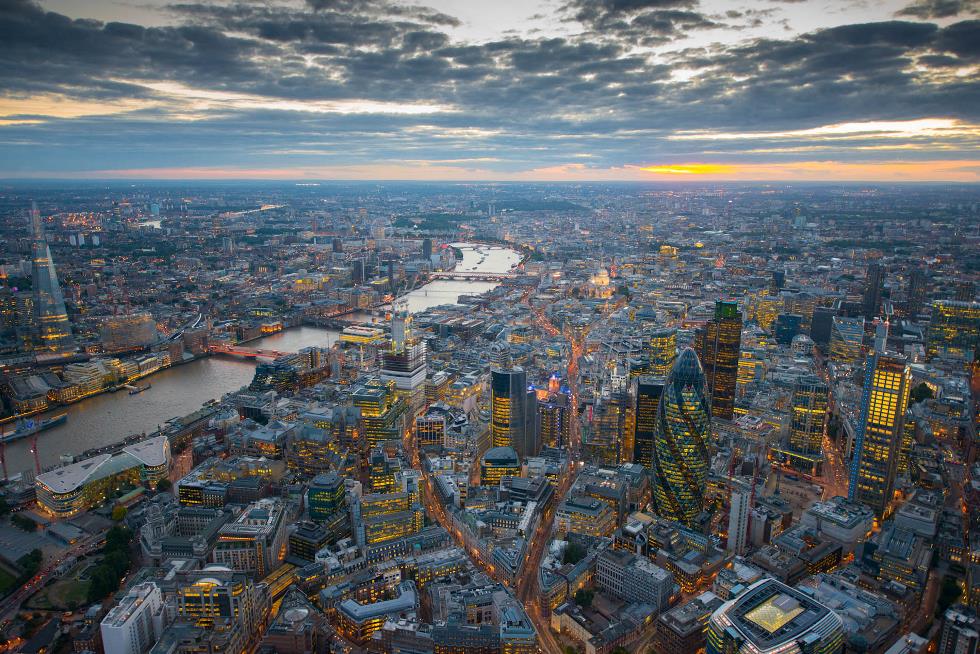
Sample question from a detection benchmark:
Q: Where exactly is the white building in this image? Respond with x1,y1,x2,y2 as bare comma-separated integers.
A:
727,485,751,555
100,582,164,654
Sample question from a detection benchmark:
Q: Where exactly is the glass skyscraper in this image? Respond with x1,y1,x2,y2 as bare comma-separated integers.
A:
652,348,710,526
696,300,742,420
774,375,829,476
648,327,677,377
632,375,664,470
29,203,75,356
849,352,912,517
926,300,980,362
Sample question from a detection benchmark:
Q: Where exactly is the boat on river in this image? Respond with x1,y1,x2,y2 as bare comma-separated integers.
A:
0,413,68,443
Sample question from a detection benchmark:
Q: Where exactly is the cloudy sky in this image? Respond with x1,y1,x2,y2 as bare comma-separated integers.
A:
1,0,978,181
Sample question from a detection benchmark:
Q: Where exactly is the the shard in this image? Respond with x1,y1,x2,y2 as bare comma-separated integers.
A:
30,202,75,356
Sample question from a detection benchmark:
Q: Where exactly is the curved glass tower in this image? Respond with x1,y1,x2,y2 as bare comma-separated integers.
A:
653,347,711,526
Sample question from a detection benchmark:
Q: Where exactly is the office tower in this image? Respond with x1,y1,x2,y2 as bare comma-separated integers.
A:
387,258,395,293
422,237,433,260
774,313,803,346
100,582,164,654
537,392,570,449
652,348,710,526
706,579,845,654
849,352,912,517
29,203,75,356
810,307,837,350
352,258,365,285
906,268,929,317
956,281,977,303
632,375,664,470
695,300,742,420
727,484,750,555
830,316,864,366
490,367,538,458
938,605,980,654
308,472,346,521
588,389,628,465
99,312,158,352
332,237,343,253
380,305,427,416
780,375,829,476
481,446,521,486
353,377,407,448
771,269,786,293
927,300,980,362
212,498,288,577
862,263,884,318
648,327,678,377
175,566,270,651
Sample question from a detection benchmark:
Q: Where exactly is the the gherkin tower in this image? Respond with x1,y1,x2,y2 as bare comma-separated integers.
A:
30,202,75,356
652,347,711,526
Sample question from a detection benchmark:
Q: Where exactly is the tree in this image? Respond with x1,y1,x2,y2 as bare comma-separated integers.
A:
111,505,128,522
573,589,594,608
936,576,962,617
910,382,934,405
0,497,10,516
155,479,172,493
11,513,35,532
563,542,586,565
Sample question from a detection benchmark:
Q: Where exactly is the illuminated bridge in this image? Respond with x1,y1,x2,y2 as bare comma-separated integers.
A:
428,271,520,282
209,342,294,360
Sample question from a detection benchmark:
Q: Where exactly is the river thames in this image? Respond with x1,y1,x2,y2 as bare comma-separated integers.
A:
5,243,519,474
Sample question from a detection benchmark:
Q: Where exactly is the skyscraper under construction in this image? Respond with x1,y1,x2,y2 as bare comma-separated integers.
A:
696,300,742,421
29,203,75,357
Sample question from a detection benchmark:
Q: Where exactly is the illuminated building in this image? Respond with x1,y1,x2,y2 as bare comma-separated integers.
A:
588,389,629,465
772,375,828,476
926,300,980,362
706,578,844,654
381,305,427,416
307,472,346,521
481,446,521,486
652,348,710,527
632,375,664,470
774,313,803,346
829,317,864,367
416,404,449,449
100,582,164,654
337,581,417,645
99,312,158,353
287,522,329,565
863,263,884,318
649,327,678,376
696,300,742,420
556,495,616,537
352,377,407,448
35,436,170,518
738,349,766,388
212,498,289,578
490,367,537,458
174,566,270,652
361,506,424,545
849,353,912,517
29,203,76,356
536,392,570,449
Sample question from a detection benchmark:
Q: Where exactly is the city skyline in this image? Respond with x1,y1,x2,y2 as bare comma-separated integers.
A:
0,0,978,181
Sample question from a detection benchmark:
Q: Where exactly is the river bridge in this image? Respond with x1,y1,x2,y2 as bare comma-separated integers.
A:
428,271,520,281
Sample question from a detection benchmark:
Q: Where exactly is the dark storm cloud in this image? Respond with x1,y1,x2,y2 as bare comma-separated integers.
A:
897,0,978,19
1,0,979,175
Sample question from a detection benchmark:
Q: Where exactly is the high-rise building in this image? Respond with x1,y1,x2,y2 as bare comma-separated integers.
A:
830,316,864,366
588,389,629,465
490,367,537,458
537,392,570,449
696,301,742,420
381,305,428,416
706,579,845,654
727,484,751,555
906,268,929,317
100,582,164,654
422,238,433,260
938,605,980,654
175,566,270,652
652,348,710,526
307,472,346,521
849,352,912,517
100,312,159,352
29,203,75,356
926,300,980,362
956,281,977,303
352,377,407,448
632,375,665,470
810,306,837,349
862,263,885,318
648,327,678,377
774,313,803,346
775,375,829,476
